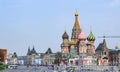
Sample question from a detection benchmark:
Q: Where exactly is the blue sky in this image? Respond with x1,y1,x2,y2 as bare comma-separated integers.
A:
0,0,120,56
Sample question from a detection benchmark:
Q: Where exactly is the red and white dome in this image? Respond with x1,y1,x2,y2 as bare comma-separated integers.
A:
78,31,86,39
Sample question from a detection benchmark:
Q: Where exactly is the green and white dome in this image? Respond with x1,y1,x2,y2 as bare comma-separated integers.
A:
87,31,95,41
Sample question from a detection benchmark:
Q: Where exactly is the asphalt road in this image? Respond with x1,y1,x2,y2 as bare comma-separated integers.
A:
1,66,54,72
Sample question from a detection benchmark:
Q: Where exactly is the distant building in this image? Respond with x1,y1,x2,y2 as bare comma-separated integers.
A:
18,56,26,65
17,46,43,65
41,48,55,65
96,40,120,66
7,52,18,65
0,49,7,64
96,39,109,65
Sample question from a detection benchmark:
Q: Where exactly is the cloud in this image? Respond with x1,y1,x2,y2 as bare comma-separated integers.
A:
104,0,120,7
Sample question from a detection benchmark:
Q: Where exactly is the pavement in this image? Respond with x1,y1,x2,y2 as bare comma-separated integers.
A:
1,65,54,72
1,65,120,72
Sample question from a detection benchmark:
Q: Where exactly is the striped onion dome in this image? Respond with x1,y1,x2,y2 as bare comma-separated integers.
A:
87,31,95,41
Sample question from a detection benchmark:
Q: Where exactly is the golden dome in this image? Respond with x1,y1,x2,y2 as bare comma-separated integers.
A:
115,45,119,50
75,11,78,16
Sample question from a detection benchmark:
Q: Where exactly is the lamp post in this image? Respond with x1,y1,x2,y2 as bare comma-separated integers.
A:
115,45,119,66
0,57,1,63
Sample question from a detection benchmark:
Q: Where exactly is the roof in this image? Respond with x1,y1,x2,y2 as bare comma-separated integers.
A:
96,39,108,51
62,31,69,39
87,31,95,41
61,42,69,47
96,43,102,51
73,12,80,30
45,48,53,54
78,31,86,39
69,40,76,45
27,46,38,55
12,52,18,58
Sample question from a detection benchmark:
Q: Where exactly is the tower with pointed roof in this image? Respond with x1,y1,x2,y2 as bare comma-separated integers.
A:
102,39,109,56
27,46,31,55
78,31,87,56
71,11,81,43
87,31,96,56
61,31,69,57
96,38,109,65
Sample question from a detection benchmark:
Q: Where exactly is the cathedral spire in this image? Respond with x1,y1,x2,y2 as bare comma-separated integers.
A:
73,11,80,30
27,46,31,55
102,38,108,51
71,11,81,42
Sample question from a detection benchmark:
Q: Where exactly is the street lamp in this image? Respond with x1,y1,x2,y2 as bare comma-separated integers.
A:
115,45,119,66
0,57,1,63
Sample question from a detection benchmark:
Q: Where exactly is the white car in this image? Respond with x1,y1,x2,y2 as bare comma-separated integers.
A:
61,70,67,72
53,70,58,72
8,65,18,69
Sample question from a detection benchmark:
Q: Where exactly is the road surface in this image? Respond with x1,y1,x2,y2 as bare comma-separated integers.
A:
1,65,54,72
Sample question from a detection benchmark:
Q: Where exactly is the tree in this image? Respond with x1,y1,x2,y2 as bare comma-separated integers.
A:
54,52,62,66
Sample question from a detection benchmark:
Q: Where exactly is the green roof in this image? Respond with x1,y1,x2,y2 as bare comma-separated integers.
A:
45,48,53,54
96,43,102,51
87,31,95,41
69,40,76,45
12,52,18,58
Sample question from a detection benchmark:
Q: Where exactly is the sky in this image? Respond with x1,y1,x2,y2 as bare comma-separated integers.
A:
0,0,120,56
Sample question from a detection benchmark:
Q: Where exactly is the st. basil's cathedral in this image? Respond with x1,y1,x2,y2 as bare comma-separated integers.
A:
60,11,119,66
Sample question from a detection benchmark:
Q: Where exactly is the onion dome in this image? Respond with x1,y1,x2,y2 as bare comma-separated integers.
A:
75,11,78,16
62,31,69,39
69,40,76,45
87,31,95,41
78,31,86,39
115,45,119,50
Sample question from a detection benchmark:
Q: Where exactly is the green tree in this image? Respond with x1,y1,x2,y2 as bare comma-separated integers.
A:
54,52,62,66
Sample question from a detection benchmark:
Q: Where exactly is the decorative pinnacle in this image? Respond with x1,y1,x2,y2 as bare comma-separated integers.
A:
115,44,119,50
75,10,78,16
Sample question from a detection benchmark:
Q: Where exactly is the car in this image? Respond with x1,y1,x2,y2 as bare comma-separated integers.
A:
61,70,67,72
8,65,18,69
